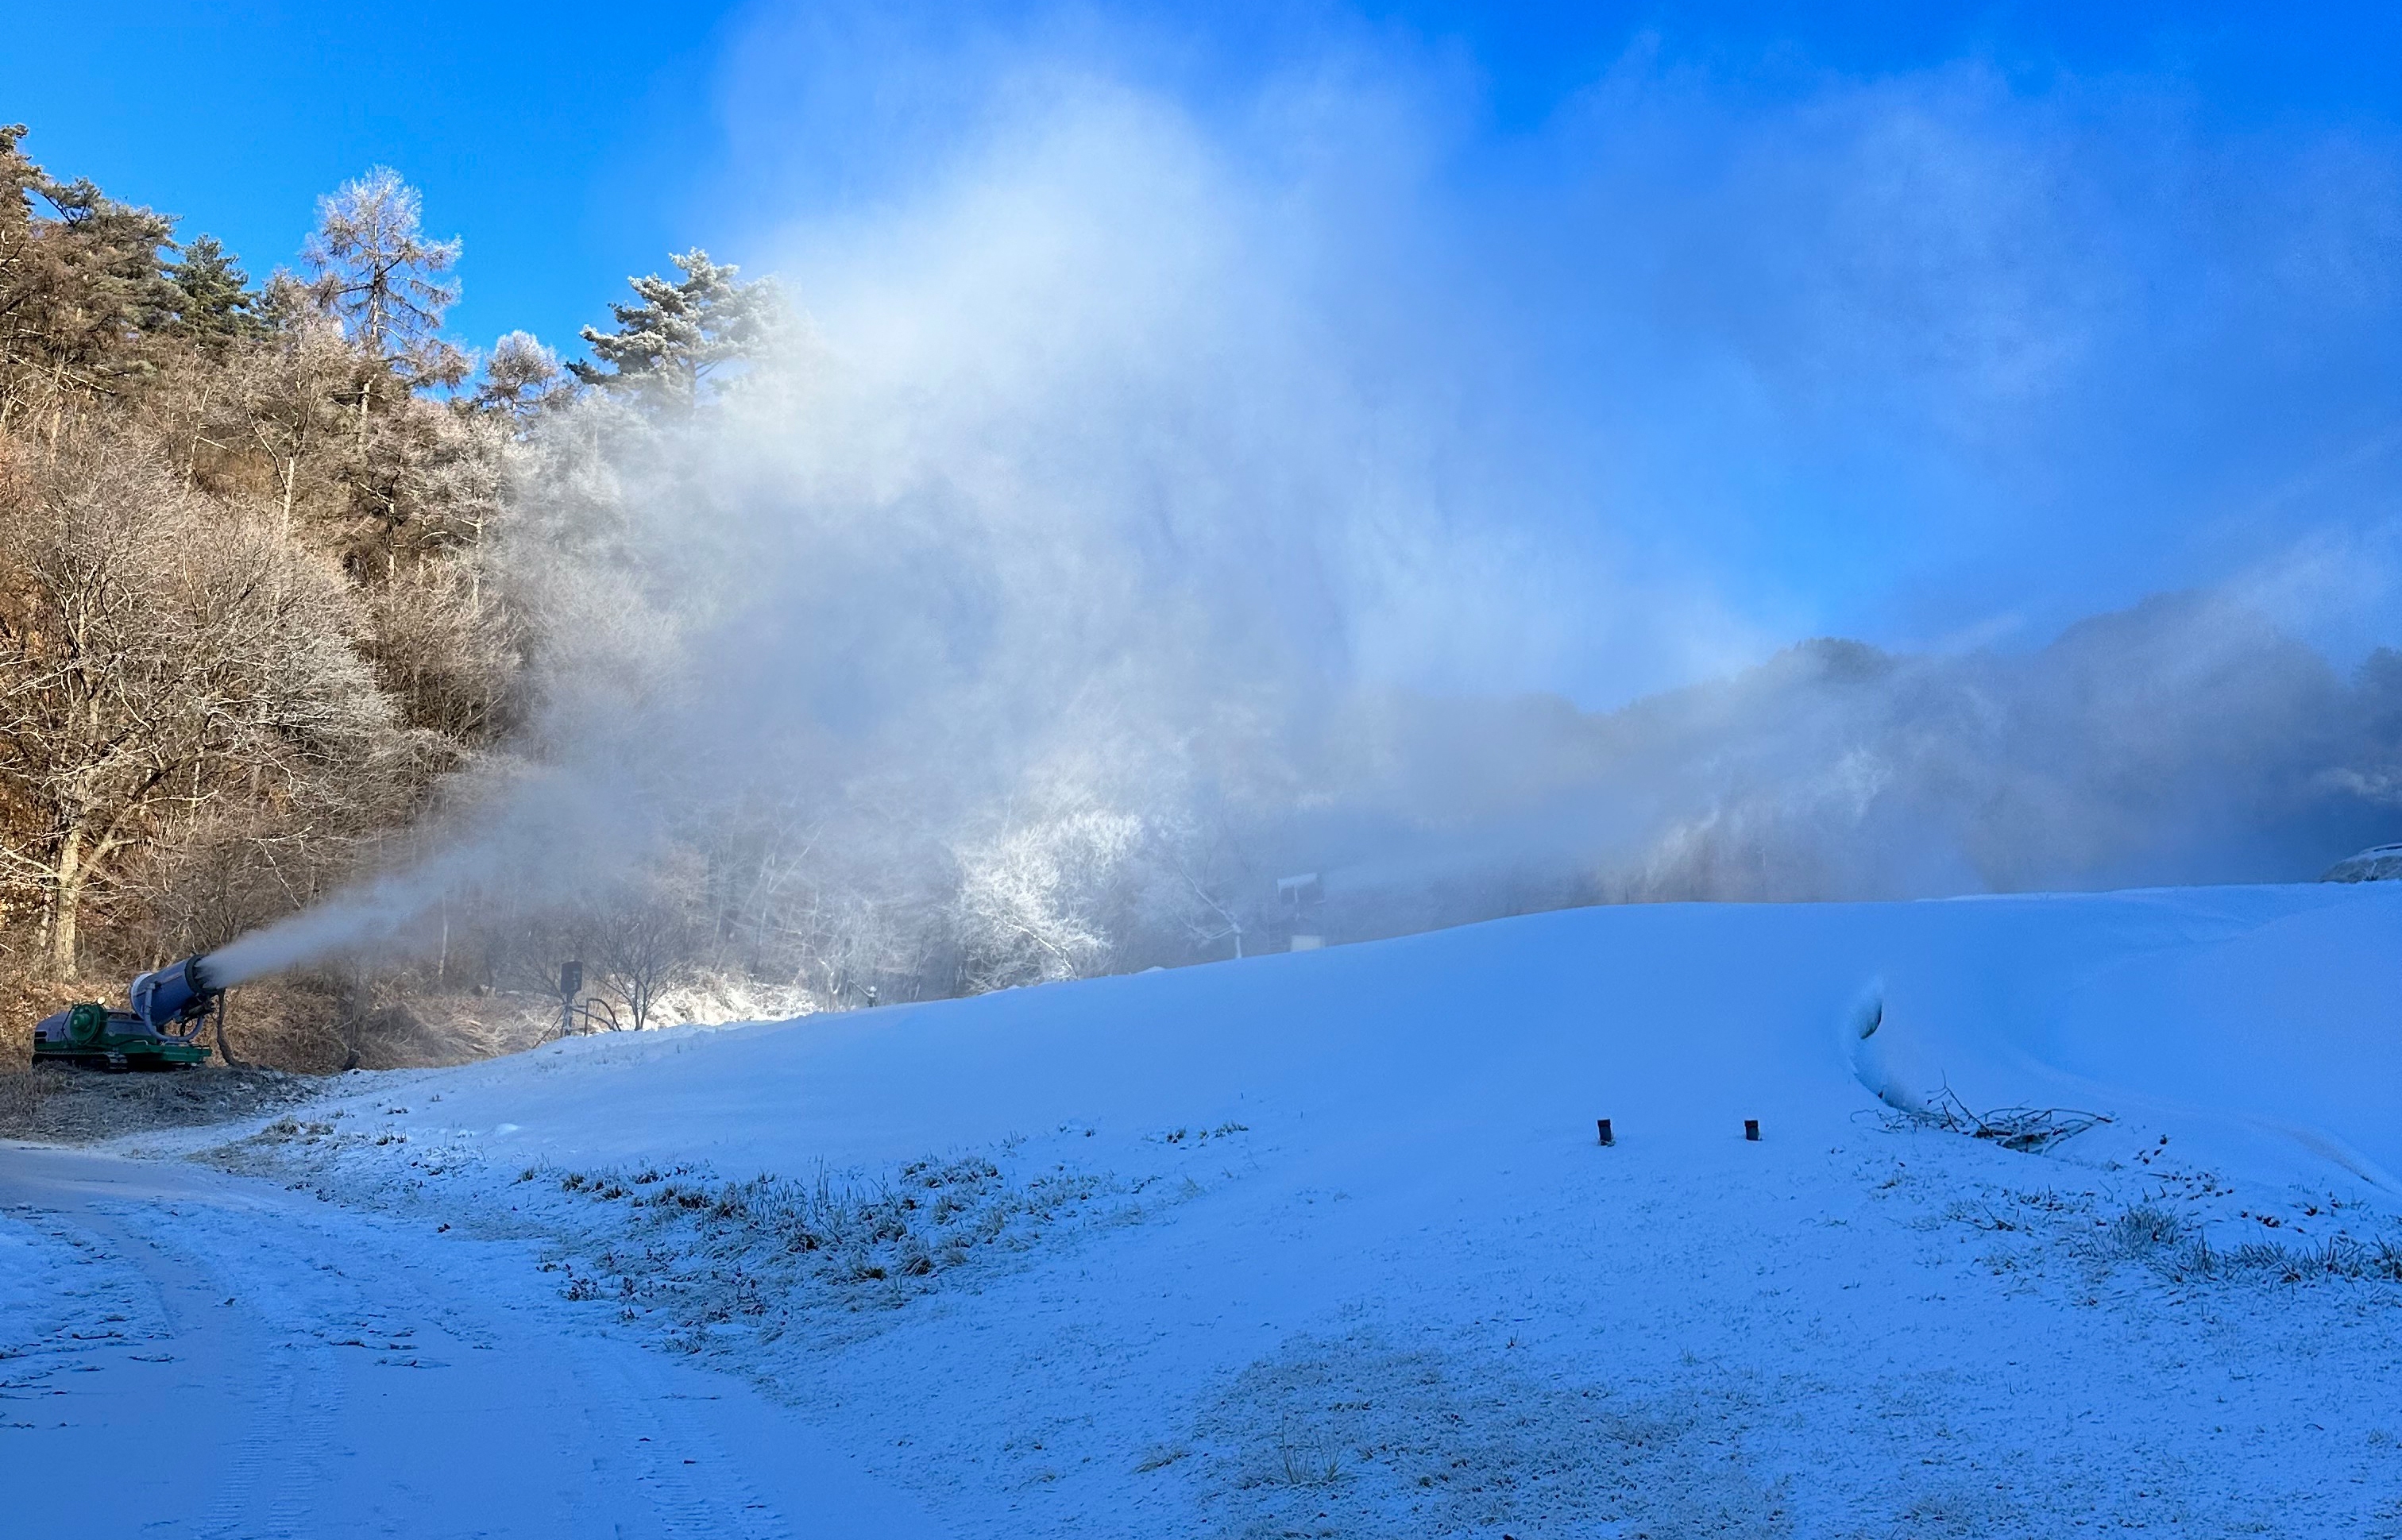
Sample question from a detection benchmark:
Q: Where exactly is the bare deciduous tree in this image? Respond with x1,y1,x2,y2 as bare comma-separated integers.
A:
0,430,399,969
583,878,700,1032
952,804,1147,993
205,289,355,543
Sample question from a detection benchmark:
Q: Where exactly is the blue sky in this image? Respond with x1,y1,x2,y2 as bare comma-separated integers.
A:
21,3,2397,362
10,0,753,354
15,2,2402,698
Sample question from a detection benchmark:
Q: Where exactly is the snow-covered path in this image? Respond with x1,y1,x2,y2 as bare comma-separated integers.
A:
0,1146,939,1538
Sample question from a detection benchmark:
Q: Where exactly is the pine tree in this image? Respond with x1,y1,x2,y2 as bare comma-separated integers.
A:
0,124,180,427
0,123,36,234
472,329,566,421
164,234,257,351
569,249,782,412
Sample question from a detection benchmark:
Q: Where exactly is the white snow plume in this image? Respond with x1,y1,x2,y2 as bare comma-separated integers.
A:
199,763,645,988
203,858,479,990
213,16,2402,989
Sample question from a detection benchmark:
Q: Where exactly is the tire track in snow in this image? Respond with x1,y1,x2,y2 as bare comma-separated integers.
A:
157,1177,793,1540
91,1199,335,1540
589,1361,796,1540
0,1205,154,1419
0,1191,311,1539
192,1348,307,1540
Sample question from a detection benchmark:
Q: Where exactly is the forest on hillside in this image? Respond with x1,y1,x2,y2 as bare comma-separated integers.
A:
0,126,831,1066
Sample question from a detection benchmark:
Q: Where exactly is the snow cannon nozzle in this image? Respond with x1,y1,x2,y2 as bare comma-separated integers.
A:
128,954,222,1031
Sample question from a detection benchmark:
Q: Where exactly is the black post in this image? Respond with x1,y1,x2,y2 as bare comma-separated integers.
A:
1597,1117,1614,1147
558,960,583,1039
1744,1118,1761,1142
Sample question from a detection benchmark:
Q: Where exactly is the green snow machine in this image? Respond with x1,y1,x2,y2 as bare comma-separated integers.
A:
31,954,220,1071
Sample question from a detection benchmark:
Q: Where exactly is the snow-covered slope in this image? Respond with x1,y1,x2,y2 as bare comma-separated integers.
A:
11,882,2402,1537
285,879,2401,1186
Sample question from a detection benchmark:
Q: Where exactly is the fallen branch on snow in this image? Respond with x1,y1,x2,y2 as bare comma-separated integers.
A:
1886,1081,2110,1154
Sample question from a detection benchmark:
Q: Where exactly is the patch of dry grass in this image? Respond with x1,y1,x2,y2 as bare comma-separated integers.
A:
0,1062,322,1144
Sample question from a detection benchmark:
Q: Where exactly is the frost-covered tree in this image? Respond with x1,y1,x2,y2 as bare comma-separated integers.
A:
570,249,782,412
214,284,355,541
0,431,402,969
303,167,464,395
952,805,1149,992
472,330,567,423
583,875,700,1032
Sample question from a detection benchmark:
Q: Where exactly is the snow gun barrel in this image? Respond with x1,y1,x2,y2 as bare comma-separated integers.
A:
128,954,222,1031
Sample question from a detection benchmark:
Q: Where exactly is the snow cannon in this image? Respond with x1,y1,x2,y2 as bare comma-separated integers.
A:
129,954,222,1031
29,953,220,1071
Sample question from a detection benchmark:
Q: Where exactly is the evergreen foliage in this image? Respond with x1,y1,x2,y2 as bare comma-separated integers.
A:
569,249,783,411
164,236,259,350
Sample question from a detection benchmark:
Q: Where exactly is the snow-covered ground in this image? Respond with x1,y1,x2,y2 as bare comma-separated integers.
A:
9,882,2402,1537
